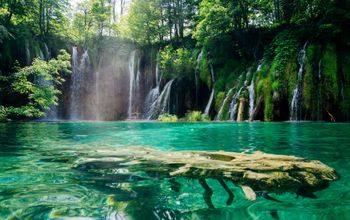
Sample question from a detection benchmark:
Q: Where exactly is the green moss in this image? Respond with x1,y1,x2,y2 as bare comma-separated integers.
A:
285,56,298,104
218,88,235,120
215,91,226,112
272,81,281,92
263,77,273,121
340,54,350,120
199,52,212,88
302,44,320,119
322,43,338,110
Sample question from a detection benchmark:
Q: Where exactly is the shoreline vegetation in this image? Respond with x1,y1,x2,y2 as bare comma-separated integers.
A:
0,1,349,122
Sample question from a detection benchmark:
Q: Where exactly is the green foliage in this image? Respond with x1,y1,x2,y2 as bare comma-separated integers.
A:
0,106,7,121
1,50,71,120
159,45,195,79
302,44,321,119
198,52,212,88
215,91,226,112
323,43,338,106
271,81,281,92
262,77,273,121
340,55,350,120
120,0,162,44
185,111,209,122
268,31,298,77
157,114,178,122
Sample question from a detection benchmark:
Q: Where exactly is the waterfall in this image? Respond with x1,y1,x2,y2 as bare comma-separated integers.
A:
69,47,90,120
144,58,162,118
127,50,141,119
204,90,214,115
248,74,256,119
195,51,203,107
290,42,307,121
146,79,174,119
204,64,216,115
247,64,261,120
229,88,243,121
216,88,234,120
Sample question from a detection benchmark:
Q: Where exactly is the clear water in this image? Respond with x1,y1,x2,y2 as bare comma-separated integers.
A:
0,122,350,220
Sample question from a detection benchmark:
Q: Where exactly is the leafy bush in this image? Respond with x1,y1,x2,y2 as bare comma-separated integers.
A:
158,114,178,122
1,50,71,120
185,111,209,122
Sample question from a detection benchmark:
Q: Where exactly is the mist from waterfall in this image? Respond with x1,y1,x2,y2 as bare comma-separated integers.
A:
69,47,90,120
290,42,307,121
127,50,141,118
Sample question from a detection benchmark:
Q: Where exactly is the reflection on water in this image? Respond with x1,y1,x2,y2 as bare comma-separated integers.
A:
0,122,350,219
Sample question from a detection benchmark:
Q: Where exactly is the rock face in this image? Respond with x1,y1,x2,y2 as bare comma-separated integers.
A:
73,146,338,201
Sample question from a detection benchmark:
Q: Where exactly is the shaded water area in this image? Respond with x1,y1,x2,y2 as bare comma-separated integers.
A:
1,122,350,219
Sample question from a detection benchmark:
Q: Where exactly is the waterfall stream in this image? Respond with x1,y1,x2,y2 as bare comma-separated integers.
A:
216,88,234,120
146,79,174,119
248,77,255,119
195,50,203,108
290,42,308,121
317,60,322,121
229,88,243,121
204,64,216,115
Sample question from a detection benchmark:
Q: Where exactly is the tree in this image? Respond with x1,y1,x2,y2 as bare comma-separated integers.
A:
0,50,71,120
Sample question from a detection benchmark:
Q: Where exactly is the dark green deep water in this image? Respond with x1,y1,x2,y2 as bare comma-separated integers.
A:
0,122,350,220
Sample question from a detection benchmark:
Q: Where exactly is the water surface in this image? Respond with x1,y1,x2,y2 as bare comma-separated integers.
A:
0,122,349,219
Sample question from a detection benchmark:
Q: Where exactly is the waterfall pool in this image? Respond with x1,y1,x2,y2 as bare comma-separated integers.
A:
0,122,349,219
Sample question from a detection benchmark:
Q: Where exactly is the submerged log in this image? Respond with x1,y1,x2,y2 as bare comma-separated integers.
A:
73,146,338,200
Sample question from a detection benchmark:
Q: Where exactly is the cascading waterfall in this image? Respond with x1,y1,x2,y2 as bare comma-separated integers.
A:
229,88,243,121
216,88,234,120
69,47,90,120
248,65,261,119
144,57,162,118
195,50,203,107
146,79,174,119
248,77,255,118
204,64,216,115
290,42,307,121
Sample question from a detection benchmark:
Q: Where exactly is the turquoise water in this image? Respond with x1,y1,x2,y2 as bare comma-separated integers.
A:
0,122,350,219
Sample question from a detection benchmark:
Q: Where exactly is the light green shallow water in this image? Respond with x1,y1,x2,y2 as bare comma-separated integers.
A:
0,122,350,220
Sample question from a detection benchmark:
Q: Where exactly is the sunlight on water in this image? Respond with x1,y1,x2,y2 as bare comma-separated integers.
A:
0,122,350,219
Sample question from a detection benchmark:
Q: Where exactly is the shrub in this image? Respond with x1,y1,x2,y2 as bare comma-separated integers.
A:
185,111,209,121
158,114,178,122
